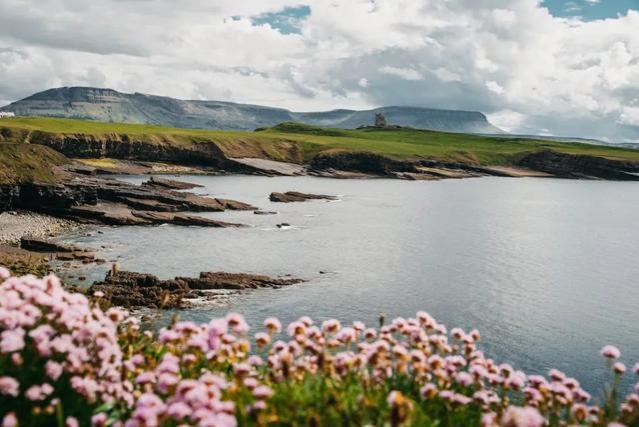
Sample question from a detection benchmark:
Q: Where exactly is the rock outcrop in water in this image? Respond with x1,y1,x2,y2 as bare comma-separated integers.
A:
89,270,303,309
269,191,337,203
141,177,203,190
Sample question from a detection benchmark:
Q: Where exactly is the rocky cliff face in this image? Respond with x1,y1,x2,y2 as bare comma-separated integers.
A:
29,132,229,166
1,87,503,133
515,151,639,180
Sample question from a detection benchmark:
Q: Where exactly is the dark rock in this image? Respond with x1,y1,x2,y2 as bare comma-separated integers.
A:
55,251,95,262
115,197,180,212
65,164,97,176
516,150,639,181
1,175,256,227
270,191,337,203
176,271,303,290
20,237,85,253
130,211,243,227
141,177,204,190
309,151,417,176
276,223,291,228
89,270,303,309
89,271,189,309
254,210,278,215
215,198,256,211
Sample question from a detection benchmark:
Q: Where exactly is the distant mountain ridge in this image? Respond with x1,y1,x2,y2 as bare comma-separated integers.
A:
0,87,503,134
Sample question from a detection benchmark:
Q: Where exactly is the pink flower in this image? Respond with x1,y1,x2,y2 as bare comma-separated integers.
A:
287,321,306,337
207,319,228,349
0,328,25,353
322,319,341,333
420,383,437,398
336,327,356,343
25,384,52,401
299,316,313,326
248,355,263,366
0,267,10,280
601,345,621,360
91,413,108,427
500,406,545,427
251,401,267,411
135,372,156,385
0,377,19,397
263,317,281,333
363,328,377,340
226,313,249,334
2,413,17,427
66,417,79,427
548,369,565,381
233,363,251,377
46,360,64,380
456,372,474,387
634,363,639,375
253,385,273,400
167,402,191,419
613,362,626,375
481,412,497,427
254,332,270,347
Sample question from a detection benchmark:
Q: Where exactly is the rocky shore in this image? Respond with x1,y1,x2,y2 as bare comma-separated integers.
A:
89,270,304,309
0,173,256,227
0,211,78,245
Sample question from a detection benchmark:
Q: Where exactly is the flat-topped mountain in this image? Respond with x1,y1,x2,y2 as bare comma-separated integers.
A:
0,87,502,134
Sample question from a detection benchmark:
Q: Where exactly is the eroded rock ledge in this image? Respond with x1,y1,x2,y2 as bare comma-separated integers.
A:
269,191,337,203
89,270,303,309
0,174,256,227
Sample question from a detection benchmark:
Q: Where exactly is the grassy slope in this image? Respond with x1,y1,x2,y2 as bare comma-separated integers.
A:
0,143,69,184
1,117,639,166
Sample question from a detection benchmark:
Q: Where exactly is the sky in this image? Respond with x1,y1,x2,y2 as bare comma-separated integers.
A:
0,0,638,142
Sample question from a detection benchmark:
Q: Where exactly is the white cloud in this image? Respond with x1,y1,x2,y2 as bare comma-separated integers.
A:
486,81,505,95
0,0,638,140
619,107,639,126
379,66,423,81
487,110,527,133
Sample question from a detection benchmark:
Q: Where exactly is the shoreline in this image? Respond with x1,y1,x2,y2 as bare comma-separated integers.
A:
0,210,80,245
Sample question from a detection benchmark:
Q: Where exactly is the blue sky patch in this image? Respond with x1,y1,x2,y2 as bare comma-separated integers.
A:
251,5,311,34
542,0,638,20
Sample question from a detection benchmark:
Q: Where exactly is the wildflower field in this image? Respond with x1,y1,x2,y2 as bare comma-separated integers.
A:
0,267,638,426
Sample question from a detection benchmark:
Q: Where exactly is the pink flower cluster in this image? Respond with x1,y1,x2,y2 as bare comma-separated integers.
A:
1,266,638,427
0,268,130,408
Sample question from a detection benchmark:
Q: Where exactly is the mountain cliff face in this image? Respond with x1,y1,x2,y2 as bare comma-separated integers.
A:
1,87,502,134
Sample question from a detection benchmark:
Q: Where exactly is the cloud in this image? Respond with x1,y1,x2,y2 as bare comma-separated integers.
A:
379,66,423,81
0,0,638,141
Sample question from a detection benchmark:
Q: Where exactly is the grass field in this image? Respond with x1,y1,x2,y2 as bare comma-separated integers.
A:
1,116,639,166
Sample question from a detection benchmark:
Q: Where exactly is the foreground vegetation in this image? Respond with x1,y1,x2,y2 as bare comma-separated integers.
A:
0,268,638,426
2,117,639,166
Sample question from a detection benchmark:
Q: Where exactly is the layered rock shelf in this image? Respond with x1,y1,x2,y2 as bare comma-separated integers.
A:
89,270,304,309
0,172,256,227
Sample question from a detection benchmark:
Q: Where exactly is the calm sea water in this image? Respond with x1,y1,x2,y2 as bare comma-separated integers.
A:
60,175,639,392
